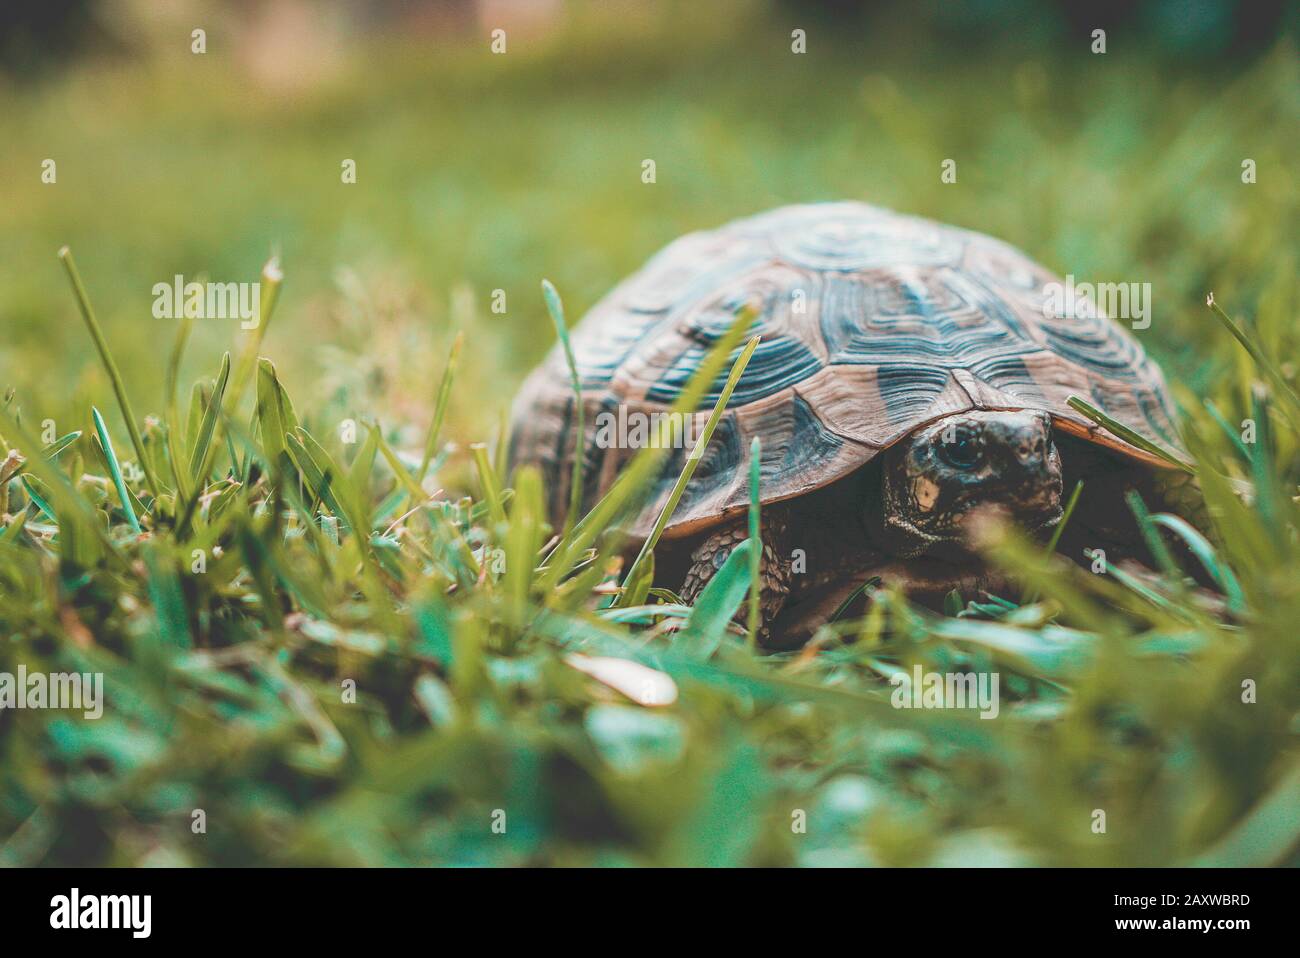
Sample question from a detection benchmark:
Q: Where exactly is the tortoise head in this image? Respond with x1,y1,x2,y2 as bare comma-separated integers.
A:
877,410,1064,558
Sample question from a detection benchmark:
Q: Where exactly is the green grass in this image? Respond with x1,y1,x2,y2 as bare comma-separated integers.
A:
0,250,1297,865
2,12,1295,448
0,6,1297,866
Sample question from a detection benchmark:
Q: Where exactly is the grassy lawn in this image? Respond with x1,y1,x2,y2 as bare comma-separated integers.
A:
0,3,1297,865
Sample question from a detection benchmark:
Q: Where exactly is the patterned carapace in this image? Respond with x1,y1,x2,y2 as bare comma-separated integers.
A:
509,202,1182,540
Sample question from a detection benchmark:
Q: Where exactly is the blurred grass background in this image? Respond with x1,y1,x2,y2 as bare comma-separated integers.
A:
2,0,1295,447
0,0,1298,867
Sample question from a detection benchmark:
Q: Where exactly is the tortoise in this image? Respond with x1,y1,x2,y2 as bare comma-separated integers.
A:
509,202,1199,643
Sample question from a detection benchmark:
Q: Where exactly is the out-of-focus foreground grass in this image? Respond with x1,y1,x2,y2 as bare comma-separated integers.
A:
0,1,1297,865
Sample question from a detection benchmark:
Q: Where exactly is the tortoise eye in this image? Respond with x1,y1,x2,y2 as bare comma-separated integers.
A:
938,428,982,469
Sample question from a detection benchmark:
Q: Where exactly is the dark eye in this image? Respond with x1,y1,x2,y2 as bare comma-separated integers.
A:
939,428,982,468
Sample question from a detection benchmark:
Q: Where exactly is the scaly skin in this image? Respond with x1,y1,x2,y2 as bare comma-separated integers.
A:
679,513,794,637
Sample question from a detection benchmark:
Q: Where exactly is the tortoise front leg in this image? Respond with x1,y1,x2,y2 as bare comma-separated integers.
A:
679,513,792,639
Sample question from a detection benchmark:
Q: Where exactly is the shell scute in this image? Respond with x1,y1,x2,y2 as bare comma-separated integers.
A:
508,202,1183,539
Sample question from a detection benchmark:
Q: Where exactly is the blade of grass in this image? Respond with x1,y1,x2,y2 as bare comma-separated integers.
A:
347,422,379,492
1066,396,1195,473
185,381,206,456
1205,292,1300,419
539,304,758,593
620,549,655,610
92,406,141,535
1125,489,1182,581
617,332,762,604
285,432,352,533
1202,398,1253,462
1148,513,1246,614
224,429,243,483
172,356,244,537
41,432,82,459
1180,424,1272,578
470,442,506,530
0,406,121,567
164,309,195,503
986,525,1122,633
745,436,761,648
494,404,509,479
680,538,754,659
829,576,881,624
0,503,29,544
371,423,429,504
1095,553,1197,622
1247,383,1283,547
142,542,193,648
255,358,298,469
1,433,80,491
226,254,284,410
189,352,232,483
417,331,463,484
176,413,261,537
541,280,585,539
20,476,55,523
58,247,161,495
503,464,544,627
1046,479,1084,557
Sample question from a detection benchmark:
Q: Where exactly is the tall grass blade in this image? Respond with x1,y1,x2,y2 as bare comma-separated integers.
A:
1205,292,1300,418
541,279,585,538
227,254,284,409
1066,396,1195,473
680,538,754,659
541,304,758,593
59,247,160,495
346,420,380,493
471,442,506,530
503,464,544,626
189,352,232,483
20,476,55,523
1247,384,1283,546
164,309,195,501
1202,399,1253,462
0,503,29,544
285,432,351,533
1148,513,1246,614
417,330,463,484
0,406,117,566
40,432,82,460
92,406,142,535
1125,489,1182,581
255,358,298,469
372,423,428,503
746,436,762,647
617,331,762,603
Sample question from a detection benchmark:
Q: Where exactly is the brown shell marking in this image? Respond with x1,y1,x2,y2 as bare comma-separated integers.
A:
508,202,1183,541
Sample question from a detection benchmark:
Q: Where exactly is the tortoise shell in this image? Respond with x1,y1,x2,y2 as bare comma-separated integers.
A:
508,202,1182,541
